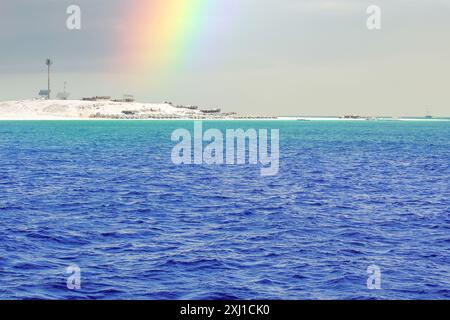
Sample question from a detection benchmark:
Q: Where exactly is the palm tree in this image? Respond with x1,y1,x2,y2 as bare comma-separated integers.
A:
45,58,53,99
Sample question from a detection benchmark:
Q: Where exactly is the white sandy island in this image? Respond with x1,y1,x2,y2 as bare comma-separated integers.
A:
0,99,212,120
0,99,447,121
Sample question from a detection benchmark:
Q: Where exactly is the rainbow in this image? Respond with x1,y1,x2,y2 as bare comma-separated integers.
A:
120,0,215,76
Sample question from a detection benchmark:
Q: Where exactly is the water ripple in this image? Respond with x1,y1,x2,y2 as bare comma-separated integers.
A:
0,120,449,299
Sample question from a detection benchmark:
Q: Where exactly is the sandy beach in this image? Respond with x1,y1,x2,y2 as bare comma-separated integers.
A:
0,99,209,120
1,100,447,121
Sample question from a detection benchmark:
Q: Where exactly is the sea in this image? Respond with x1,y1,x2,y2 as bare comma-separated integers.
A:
0,120,449,299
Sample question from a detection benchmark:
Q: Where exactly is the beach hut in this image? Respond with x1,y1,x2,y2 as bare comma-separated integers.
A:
38,90,50,99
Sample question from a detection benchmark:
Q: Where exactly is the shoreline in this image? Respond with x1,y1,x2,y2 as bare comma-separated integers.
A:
1,100,448,121
1,117,449,122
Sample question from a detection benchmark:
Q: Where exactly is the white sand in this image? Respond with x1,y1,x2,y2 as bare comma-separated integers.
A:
1,100,446,121
0,99,205,120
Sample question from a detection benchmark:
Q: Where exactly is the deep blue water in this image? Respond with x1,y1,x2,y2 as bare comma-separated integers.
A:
0,120,449,300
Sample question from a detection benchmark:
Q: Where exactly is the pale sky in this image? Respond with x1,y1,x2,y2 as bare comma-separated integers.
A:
0,0,449,116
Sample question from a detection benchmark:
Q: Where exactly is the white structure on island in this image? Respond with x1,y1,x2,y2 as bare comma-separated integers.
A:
57,82,70,100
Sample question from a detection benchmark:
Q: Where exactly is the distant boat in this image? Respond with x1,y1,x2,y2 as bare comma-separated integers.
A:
425,107,433,119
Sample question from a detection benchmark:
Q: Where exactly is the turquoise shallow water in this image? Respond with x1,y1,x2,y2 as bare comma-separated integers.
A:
0,120,449,299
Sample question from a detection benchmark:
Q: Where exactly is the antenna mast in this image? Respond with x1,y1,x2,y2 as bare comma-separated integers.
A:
45,58,53,99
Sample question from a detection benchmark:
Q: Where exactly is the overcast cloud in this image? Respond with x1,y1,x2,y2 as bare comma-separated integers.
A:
0,0,449,116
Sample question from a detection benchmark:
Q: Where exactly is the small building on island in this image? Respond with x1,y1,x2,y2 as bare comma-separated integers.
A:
38,89,50,99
